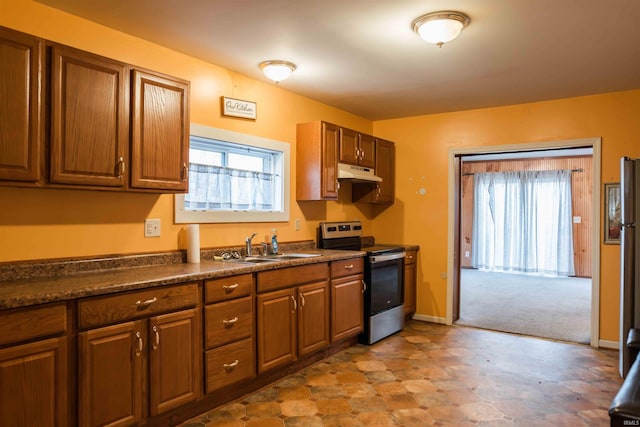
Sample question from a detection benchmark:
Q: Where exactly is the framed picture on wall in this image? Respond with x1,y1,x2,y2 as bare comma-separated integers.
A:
604,182,621,244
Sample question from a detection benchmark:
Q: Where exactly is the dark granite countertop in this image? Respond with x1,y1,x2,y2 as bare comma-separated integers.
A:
0,249,365,310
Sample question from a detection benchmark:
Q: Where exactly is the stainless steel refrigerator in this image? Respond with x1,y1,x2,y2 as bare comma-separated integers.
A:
620,157,640,377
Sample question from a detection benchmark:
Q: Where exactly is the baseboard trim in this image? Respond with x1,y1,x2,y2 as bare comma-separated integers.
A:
599,339,618,349
412,313,447,324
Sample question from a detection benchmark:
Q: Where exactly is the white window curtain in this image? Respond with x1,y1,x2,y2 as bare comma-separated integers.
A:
471,170,575,277
185,164,276,210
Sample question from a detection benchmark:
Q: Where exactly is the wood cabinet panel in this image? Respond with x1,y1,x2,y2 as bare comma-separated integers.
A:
0,27,43,184
205,296,253,349
353,138,395,204
296,121,339,200
297,281,330,356
358,133,376,168
0,337,67,427
78,283,198,329
257,263,329,293
149,309,200,416
205,273,253,303
339,127,359,165
50,44,129,187
205,337,255,393
131,69,189,191
78,320,144,427
0,302,66,346
330,257,364,279
331,275,364,342
404,250,418,318
257,288,296,373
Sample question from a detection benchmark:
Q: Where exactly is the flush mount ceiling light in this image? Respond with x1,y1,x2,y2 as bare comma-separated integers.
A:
412,11,470,47
259,60,297,83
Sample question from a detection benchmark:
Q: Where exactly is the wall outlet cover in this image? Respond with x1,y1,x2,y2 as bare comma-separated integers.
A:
145,219,161,237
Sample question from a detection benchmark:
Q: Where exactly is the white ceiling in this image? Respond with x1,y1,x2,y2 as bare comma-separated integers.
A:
37,0,640,120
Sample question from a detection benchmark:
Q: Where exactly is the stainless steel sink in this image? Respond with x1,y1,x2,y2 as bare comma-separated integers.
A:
224,253,321,264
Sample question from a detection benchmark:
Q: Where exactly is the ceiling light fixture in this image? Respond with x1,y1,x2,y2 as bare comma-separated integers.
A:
259,60,297,83
412,11,470,47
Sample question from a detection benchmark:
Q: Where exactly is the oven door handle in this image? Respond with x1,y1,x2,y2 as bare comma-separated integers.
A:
369,251,406,263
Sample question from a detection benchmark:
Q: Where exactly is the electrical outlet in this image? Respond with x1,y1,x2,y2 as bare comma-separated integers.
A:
294,218,301,231
144,219,161,237
465,251,470,258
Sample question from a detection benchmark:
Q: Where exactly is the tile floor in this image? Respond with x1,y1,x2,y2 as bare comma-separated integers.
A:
181,320,622,426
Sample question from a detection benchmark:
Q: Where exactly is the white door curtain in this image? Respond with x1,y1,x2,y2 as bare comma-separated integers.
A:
471,170,575,277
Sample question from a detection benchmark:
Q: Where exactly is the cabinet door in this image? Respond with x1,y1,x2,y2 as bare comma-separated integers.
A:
0,27,43,184
131,69,189,191
297,281,330,356
0,337,67,427
374,138,395,203
321,122,339,199
50,45,129,187
331,275,365,342
78,320,144,427
358,133,376,168
338,127,359,165
257,288,296,373
404,253,417,317
149,308,200,416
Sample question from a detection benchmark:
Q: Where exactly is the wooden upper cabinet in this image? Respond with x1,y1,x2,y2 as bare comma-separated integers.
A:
296,121,339,201
0,27,43,184
339,129,375,169
131,69,190,192
50,44,129,188
353,138,396,204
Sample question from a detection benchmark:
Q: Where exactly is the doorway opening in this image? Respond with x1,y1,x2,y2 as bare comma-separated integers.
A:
447,139,601,346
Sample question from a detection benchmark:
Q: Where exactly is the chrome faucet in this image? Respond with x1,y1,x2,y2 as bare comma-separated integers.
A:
245,233,258,256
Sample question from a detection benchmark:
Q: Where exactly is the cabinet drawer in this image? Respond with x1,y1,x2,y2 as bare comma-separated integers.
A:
205,296,253,349
330,258,364,279
405,250,417,265
205,337,255,393
78,283,198,329
205,274,252,303
0,303,67,346
257,262,329,293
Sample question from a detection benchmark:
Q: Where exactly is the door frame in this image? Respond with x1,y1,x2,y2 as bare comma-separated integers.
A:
446,137,602,347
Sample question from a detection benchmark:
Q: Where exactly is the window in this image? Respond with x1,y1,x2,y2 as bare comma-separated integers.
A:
175,124,290,223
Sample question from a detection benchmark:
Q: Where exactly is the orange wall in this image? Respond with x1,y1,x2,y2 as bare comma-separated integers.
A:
0,0,375,262
373,90,640,342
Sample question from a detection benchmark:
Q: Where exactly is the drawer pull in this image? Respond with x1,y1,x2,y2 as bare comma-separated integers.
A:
222,316,239,326
152,325,159,350
344,264,354,269
222,283,239,292
135,332,143,357
136,297,157,309
407,255,413,259
223,360,239,370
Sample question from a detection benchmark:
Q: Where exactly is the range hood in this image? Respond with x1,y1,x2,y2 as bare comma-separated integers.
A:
337,163,382,183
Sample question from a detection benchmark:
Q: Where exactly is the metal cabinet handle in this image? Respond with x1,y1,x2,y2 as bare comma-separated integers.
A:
152,325,159,350
361,280,367,293
116,157,126,178
135,331,143,357
223,360,239,370
291,295,297,311
223,316,239,325
344,264,354,269
300,294,305,308
136,297,157,309
222,283,239,292
360,148,365,160
182,162,188,181
407,255,413,259
337,181,341,190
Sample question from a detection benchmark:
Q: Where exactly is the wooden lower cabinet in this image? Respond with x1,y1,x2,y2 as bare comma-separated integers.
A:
404,249,418,318
0,337,67,427
78,308,200,427
257,280,329,373
330,258,365,342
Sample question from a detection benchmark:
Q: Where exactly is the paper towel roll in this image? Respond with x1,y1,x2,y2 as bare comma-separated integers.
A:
186,224,200,263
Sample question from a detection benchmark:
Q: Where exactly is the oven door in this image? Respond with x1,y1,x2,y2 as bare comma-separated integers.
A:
366,251,405,315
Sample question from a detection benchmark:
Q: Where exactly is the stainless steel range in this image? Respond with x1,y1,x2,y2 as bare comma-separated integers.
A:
318,221,406,344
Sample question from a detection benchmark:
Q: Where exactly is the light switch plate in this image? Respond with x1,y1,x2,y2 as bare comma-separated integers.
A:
145,219,161,237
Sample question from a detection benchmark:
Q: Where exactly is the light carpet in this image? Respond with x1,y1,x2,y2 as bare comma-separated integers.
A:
456,269,591,344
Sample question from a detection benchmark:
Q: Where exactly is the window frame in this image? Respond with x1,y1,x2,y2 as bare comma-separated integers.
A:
174,123,290,223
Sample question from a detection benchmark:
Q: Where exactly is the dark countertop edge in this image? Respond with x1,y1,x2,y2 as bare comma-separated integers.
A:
0,250,365,310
